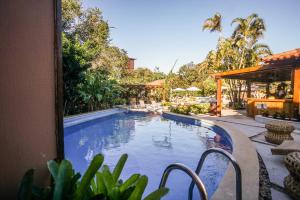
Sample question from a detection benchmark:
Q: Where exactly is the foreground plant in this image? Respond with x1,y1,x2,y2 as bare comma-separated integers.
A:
18,154,168,200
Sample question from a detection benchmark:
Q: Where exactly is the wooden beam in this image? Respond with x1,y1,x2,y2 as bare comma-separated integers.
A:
213,62,298,80
214,65,262,79
217,79,222,117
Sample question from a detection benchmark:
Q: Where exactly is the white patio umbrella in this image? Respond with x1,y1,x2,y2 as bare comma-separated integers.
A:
173,88,186,91
186,86,200,91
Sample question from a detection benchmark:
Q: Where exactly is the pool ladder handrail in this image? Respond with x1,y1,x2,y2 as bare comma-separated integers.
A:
159,163,209,200
188,147,242,200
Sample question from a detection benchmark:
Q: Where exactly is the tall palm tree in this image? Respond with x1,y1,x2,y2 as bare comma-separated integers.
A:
231,13,267,69
202,12,222,33
232,13,266,46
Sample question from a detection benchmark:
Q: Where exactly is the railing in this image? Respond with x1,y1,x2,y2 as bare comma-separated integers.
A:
159,163,208,200
188,148,242,200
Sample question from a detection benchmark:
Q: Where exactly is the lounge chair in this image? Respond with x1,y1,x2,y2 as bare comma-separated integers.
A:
271,140,300,155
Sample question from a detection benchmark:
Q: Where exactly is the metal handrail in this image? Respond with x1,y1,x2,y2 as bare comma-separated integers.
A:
159,163,208,200
188,148,242,200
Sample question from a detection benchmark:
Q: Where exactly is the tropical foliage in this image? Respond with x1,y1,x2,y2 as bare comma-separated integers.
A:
202,12,222,33
202,13,272,106
164,13,272,107
166,62,217,97
62,0,273,114
62,0,166,115
78,69,125,111
18,154,169,200
121,68,165,85
62,0,127,115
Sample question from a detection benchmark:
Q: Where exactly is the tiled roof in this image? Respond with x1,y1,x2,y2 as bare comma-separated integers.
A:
263,48,300,63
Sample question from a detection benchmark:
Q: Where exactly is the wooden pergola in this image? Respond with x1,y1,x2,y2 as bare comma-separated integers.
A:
214,48,300,117
122,79,166,102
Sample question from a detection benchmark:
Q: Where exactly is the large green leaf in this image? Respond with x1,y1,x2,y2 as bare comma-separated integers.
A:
70,172,81,194
95,172,106,195
102,165,114,195
128,176,148,200
47,160,59,181
90,178,97,194
143,188,169,200
53,160,73,200
18,169,34,200
74,154,104,200
119,174,140,193
110,187,121,200
121,187,135,199
112,154,128,183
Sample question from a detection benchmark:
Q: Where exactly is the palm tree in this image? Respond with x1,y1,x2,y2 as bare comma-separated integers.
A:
231,13,267,69
202,13,272,107
202,12,222,33
245,43,272,67
232,13,266,46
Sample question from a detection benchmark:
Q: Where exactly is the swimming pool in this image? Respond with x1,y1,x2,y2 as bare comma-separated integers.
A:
64,110,232,199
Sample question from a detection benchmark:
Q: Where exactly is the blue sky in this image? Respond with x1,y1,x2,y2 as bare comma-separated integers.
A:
83,0,300,73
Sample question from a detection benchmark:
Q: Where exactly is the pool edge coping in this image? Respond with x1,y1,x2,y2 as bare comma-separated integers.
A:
163,112,259,200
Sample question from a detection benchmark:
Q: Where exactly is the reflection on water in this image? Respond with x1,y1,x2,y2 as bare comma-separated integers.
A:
64,112,232,199
152,122,172,149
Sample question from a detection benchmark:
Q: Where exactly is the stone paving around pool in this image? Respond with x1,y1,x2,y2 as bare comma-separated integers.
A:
195,109,300,200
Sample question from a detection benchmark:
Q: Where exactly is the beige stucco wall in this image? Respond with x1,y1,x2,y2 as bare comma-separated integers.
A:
0,0,57,198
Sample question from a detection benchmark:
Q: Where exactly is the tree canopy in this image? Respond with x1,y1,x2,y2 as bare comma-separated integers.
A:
202,13,272,106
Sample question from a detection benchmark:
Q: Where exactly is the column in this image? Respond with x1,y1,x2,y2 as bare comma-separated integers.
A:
293,68,300,116
217,79,222,116
246,81,251,98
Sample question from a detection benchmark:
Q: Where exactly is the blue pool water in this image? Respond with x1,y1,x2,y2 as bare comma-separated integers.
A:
64,111,232,199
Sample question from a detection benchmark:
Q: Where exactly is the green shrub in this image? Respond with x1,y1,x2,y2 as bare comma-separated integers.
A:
170,105,190,115
170,104,210,115
231,102,244,110
161,102,172,107
272,111,280,118
18,154,169,200
261,109,269,117
280,111,286,119
189,104,210,114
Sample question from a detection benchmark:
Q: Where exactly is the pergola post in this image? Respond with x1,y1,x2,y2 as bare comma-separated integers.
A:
246,81,251,98
293,67,300,116
217,78,222,116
